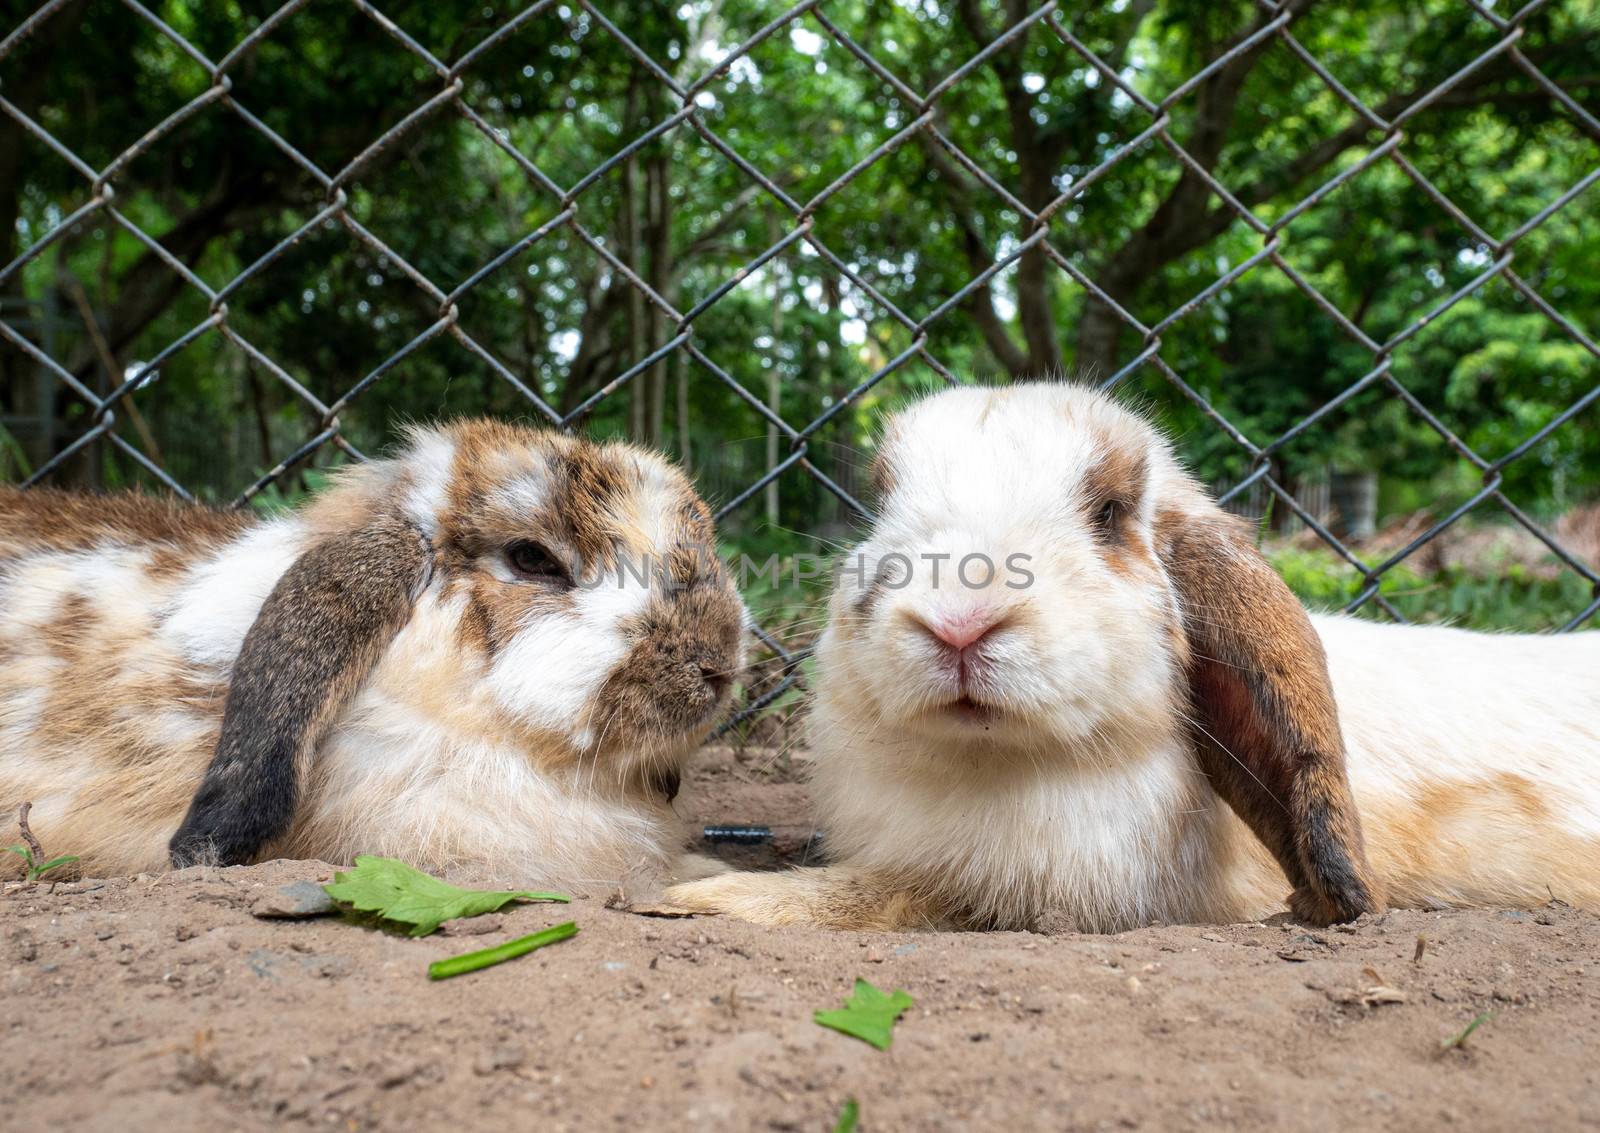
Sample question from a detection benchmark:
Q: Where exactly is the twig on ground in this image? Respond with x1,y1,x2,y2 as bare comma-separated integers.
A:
8,802,81,884
16,802,44,863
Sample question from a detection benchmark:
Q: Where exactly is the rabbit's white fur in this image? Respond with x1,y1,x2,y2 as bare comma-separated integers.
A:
1,420,744,889
668,383,1600,930
1319,616,1600,898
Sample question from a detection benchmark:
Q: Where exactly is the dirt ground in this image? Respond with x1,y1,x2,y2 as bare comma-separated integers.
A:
4,745,1598,1132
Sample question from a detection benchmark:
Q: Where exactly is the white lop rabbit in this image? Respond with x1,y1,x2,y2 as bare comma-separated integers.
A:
0,420,744,889
667,382,1600,930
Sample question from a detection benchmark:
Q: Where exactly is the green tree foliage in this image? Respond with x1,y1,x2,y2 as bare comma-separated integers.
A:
2,0,1596,627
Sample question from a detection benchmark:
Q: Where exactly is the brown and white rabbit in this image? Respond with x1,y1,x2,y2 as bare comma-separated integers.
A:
0,420,744,888
667,382,1600,930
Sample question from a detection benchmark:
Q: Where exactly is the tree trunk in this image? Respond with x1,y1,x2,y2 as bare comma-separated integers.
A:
0,1,89,474
956,0,1063,379
620,78,646,440
821,275,856,532
645,144,672,448
1070,1,1315,377
1076,294,1131,381
560,280,623,416
764,212,783,528
673,347,690,473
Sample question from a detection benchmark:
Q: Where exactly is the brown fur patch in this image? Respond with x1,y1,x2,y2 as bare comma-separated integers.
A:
454,586,496,656
1086,439,1153,577
25,587,226,777
1156,503,1383,924
1358,774,1600,909
443,423,638,568
870,452,895,501
438,422,651,572
869,420,906,504
1083,436,1149,516
0,484,252,558
562,446,631,550
459,572,576,658
47,593,95,659
594,576,745,754
678,493,715,544
2,595,227,875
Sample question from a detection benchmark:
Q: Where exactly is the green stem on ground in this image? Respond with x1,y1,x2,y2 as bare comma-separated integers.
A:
427,921,580,980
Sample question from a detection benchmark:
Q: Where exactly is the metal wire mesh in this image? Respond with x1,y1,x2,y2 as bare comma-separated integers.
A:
3,0,1597,728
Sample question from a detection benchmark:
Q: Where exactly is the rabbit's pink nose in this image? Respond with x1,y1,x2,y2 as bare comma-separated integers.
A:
917,609,1004,653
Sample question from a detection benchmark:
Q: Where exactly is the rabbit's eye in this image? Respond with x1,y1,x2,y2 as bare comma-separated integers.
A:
506,540,570,585
1095,499,1124,540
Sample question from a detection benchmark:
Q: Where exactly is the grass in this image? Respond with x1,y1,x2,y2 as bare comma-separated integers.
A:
5,844,80,883
1271,546,1595,632
7,802,79,883
1440,1011,1493,1052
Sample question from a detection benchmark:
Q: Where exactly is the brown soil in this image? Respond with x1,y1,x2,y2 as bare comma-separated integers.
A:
4,746,1598,1132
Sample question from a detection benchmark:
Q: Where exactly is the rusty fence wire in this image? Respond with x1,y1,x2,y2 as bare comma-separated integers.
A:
2,0,1598,729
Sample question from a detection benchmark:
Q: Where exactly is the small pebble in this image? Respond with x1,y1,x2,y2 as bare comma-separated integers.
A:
250,881,336,920
441,915,503,937
473,1044,525,1076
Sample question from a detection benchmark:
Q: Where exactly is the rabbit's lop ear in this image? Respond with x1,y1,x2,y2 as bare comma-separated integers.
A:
1157,507,1383,924
169,514,431,867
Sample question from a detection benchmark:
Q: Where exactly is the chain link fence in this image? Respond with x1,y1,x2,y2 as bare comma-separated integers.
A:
3,0,1598,728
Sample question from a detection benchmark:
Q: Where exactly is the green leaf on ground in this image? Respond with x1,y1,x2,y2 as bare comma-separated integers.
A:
815,978,915,1050
323,855,568,937
428,921,580,980
833,1097,860,1132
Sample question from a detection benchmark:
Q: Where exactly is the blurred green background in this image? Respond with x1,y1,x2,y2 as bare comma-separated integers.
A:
2,0,1596,662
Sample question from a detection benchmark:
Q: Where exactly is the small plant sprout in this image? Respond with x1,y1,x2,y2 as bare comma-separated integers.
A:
1440,1011,1493,1053
6,802,79,884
